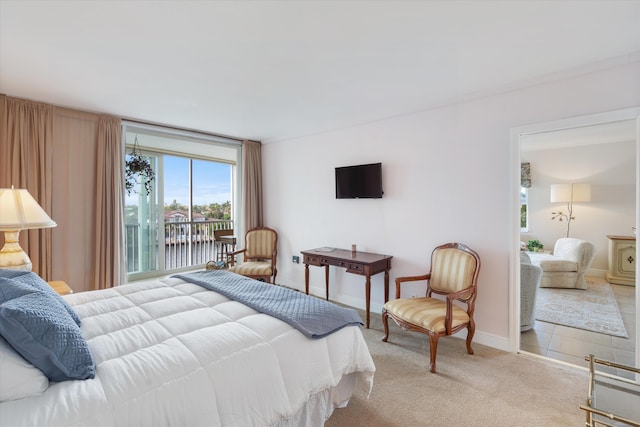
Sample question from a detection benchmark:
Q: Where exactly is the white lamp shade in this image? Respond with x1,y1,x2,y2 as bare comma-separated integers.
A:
0,188,57,231
550,184,571,203
550,183,591,203
571,183,591,202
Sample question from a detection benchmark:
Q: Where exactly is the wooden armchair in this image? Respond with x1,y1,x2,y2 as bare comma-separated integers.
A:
227,226,278,283
382,242,481,373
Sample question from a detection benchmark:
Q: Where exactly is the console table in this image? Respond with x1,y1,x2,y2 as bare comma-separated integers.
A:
301,247,392,328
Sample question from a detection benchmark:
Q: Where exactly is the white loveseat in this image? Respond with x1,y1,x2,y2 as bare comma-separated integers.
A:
528,238,596,290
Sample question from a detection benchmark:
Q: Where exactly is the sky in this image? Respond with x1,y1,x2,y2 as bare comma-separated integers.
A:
125,154,232,207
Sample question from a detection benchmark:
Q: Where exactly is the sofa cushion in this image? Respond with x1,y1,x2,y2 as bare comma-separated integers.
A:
383,297,470,334
539,259,578,272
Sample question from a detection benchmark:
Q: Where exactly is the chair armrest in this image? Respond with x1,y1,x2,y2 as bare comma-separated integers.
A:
444,287,474,334
227,248,246,266
394,274,430,299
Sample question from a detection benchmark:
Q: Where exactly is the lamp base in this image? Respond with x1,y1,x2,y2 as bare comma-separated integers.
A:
0,230,32,271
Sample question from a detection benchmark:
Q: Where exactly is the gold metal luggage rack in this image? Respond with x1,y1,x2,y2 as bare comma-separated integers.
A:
580,354,640,427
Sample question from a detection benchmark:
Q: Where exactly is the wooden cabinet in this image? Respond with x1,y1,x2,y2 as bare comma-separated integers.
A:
606,235,636,286
47,280,73,295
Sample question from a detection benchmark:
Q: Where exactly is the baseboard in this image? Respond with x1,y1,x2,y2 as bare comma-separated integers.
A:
587,268,607,279
282,282,512,352
276,278,305,292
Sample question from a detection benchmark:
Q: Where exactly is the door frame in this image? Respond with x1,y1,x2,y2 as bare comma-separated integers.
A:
509,107,640,368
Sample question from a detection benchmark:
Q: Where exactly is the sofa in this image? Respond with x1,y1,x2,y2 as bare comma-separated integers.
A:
528,237,595,290
520,252,542,332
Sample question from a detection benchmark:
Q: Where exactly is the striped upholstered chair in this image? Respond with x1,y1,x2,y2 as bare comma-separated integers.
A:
382,243,481,373
227,226,278,283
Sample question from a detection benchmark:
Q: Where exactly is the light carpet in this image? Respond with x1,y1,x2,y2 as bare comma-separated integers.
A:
535,278,628,338
326,310,587,426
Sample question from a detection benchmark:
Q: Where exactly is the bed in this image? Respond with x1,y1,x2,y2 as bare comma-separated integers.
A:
0,269,375,426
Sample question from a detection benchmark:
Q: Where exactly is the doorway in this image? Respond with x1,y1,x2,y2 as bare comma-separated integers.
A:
510,108,640,372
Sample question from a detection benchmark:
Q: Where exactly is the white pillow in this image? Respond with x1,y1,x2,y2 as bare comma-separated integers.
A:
0,336,49,401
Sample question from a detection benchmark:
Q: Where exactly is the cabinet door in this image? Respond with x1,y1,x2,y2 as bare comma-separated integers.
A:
616,243,636,276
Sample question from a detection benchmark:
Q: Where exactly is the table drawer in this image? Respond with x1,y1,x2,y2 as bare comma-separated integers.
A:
346,263,364,274
303,255,322,266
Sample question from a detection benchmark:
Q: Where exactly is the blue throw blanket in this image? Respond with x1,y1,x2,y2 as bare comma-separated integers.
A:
172,270,363,338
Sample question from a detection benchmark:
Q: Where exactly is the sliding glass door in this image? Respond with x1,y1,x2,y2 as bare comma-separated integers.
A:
125,152,160,274
123,123,241,281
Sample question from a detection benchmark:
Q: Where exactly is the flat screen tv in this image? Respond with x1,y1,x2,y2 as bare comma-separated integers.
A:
335,162,383,199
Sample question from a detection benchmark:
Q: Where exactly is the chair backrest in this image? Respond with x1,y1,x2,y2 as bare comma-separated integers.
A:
428,243,480,300
244,227,278,260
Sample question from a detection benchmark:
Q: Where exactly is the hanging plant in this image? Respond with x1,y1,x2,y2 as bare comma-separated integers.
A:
125,136,155,195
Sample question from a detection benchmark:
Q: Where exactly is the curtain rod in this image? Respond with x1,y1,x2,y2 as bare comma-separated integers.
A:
121,118,249,145
1,94,254,145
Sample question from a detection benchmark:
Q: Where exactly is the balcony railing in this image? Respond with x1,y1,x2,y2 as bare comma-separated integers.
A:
125,219,233,274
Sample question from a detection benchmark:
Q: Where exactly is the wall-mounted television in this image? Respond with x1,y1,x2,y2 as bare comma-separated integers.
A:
335,162,383,199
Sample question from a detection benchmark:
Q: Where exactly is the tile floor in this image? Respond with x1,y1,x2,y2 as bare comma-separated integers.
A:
520,279,636,379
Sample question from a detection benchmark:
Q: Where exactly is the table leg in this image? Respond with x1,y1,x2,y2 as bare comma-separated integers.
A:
304,264,310,295
384,270,390,303
324,265,329,300
365,275,371,328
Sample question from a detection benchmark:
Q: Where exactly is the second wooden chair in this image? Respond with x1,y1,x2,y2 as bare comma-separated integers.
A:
227,226,278,283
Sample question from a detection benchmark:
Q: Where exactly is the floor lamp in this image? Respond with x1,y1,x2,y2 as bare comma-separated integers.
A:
550,183,591,238
0,187,57,271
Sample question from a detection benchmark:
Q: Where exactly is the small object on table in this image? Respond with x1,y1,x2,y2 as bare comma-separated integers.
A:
47,280,72,295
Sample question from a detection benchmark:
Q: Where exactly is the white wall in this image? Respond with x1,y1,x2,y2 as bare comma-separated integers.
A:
262,59,640,351
522,140,636,272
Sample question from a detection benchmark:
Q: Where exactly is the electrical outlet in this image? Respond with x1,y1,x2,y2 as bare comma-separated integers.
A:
292,255,300,264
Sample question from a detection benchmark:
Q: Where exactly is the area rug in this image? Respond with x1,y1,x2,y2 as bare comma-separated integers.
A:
535,279,628,338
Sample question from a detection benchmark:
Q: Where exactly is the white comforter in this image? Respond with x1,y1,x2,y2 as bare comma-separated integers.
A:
0,276,375,426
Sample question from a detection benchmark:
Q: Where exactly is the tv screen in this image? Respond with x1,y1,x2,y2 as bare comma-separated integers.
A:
335,162,383,199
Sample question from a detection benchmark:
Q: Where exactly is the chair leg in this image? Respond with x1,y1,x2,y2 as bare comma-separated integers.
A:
465,322,475,355
428,335,439,373
381,310,390,342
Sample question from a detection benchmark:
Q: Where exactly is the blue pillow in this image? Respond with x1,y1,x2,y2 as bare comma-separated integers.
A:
0,281,94,382
0,270,81,326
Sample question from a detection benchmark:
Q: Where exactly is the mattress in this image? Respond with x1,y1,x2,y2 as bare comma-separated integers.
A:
0,275,375,426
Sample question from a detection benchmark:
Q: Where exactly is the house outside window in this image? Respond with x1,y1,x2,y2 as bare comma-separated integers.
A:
123,123,242,281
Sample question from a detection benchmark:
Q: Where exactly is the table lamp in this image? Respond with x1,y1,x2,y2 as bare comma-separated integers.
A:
0,187,57,271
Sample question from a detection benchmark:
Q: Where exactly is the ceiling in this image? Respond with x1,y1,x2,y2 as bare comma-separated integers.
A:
1,1,639,143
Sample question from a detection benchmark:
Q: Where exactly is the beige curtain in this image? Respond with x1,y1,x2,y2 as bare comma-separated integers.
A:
0,95,54,279
94,116,125,289
242,140,263,234
0,95,124,291
51,108,124,291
